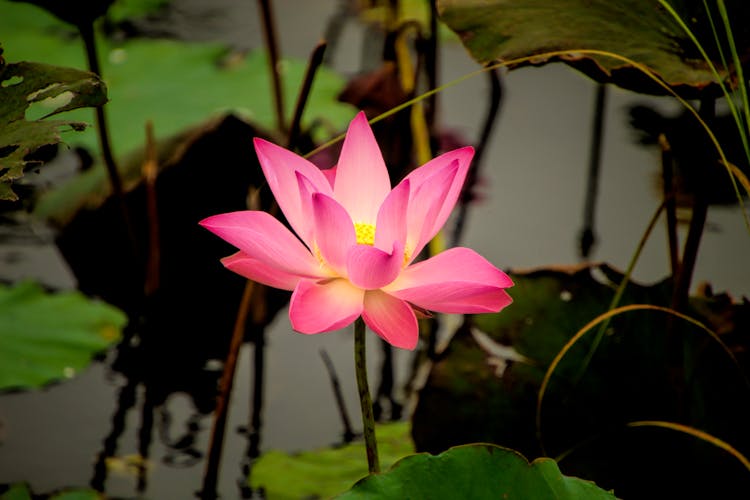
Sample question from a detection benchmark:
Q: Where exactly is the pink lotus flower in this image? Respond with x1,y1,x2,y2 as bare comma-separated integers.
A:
200,112,512,350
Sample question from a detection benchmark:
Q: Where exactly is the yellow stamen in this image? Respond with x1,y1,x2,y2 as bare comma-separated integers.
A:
354,222,375,246
313,244,326,266
403,248,411,267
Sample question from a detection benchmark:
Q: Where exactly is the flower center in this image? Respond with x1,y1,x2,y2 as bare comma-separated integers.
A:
354,222,375,246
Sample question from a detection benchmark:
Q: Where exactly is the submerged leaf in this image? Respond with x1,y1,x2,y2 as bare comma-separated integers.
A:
0,281,126,391
337,444,616,499
0,59,107,201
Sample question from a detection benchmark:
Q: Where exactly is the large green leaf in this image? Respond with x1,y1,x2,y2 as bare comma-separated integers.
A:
437,0,750,96
0,281,126,391
249,422,414,499
0,57,107,201
338,444,617,499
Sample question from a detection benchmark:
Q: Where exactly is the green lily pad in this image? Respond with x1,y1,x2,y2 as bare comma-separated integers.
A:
2,0,353,219
0,281,126,391
249,422,414,499
0,58,107,201
0,483,103,500
338,444,617,499
1,0,354,163
437,0,750,96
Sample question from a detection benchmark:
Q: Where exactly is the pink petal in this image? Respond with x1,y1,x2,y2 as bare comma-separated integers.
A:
294,171,321,247
374,178,409,252
405,160,459,263
404,146,474,251
347,240,404,290
221,252,301,290
312,193,356,275
289,278,364,333
200,211,325,280
386,247,513,313
254,138,333,246
333,112,391,224
322,165,337,188
362,290,419,350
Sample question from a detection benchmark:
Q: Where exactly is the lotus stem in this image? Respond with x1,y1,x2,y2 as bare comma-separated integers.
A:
354,317,380,473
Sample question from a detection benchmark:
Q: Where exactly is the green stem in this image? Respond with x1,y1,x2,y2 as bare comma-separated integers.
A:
354,317,380,474
257,0,285,133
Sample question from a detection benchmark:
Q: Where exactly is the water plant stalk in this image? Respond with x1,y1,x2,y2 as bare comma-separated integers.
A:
320,348,356,442
78,21,138,263
287,42,327,149
354,317,380,473
247,325,265,459
257,0,286,133
672,96,714,312
424,0,439,131
659,133,680,278
579,84,608,259
452,67,502,247
200,281,255,499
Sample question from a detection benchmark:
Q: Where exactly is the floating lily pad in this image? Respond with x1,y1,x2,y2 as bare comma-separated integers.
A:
0,58,107,201
437,0,750,96
0,483,102,500
249,422,414,499
1,0,354,164
0,281,126,391
338,444,616,499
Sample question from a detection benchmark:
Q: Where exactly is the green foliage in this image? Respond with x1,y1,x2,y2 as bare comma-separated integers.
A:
0,58,107,200
338,444,617,499
0,281,126,391
412,264,750,497
437,0,750,96
1,0,353,209
0,483,102,500
249,422,414,499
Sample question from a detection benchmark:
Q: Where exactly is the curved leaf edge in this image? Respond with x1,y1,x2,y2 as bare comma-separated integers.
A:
338,442,617,499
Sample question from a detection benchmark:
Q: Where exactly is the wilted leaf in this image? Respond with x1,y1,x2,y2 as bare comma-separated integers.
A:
337,444,617,499
412,263,750,498
628,104,750,205
437,0,750,96
249,422,414,499
0,281,126,391
0,59,107,201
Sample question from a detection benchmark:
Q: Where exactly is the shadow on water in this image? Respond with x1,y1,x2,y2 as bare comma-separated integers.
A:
53,113,297,498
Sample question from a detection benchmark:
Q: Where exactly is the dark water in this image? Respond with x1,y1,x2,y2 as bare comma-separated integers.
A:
2,0,749,498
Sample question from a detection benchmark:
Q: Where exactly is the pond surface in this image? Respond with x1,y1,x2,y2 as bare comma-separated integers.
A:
1,0,749,498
